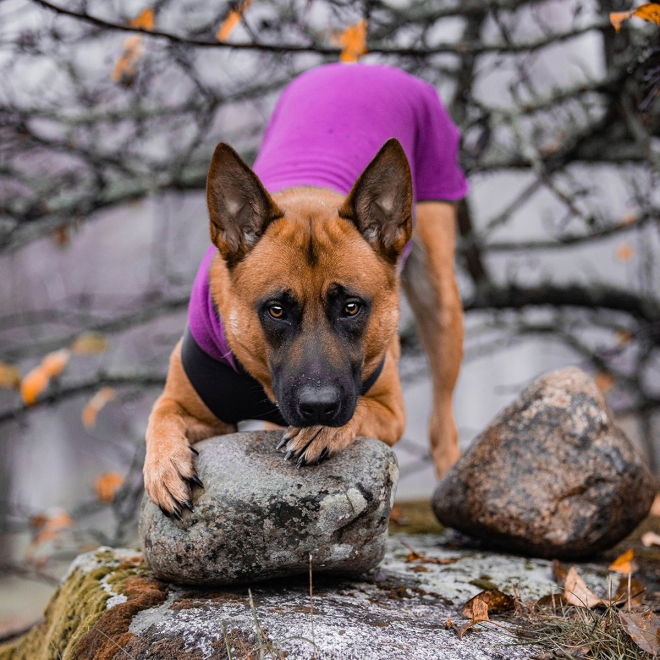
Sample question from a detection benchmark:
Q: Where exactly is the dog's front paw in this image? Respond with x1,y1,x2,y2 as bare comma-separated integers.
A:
277,425,357,467
143,439,203,520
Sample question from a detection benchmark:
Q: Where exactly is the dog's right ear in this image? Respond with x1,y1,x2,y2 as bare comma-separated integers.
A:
206,143,282,266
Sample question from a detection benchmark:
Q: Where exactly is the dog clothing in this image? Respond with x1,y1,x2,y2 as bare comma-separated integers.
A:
185,64,468,424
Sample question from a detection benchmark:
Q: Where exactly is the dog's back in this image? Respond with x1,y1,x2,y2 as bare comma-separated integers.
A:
253,63,467,203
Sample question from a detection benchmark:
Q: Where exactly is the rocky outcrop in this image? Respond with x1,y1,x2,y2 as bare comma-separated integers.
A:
433,366,655,559
2,533,600,659
140,432,399,584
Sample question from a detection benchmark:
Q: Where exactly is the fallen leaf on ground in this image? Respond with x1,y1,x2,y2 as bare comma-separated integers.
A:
71,332,108,354
552,559,568,583
641,531,660,547
0,362,20,389
94,471,124,502
462,589,515,618
82,387,116,429
608,548,637,574
458,597,489,639
337,18,367,63
619,611,660,656
612,576,645,608
563,565,603,608
402,543,458,565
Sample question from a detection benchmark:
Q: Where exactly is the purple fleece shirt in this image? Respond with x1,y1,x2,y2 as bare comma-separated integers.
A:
189,63,468,370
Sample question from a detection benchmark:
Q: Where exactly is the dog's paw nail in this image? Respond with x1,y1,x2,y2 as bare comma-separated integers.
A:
285,450,295,461
276,435,289,450
188,474,204,489
318,447,330,463
182,499,194,512
189,445,199,455
296,455,307,468
171,507,183,521
159,505,173,519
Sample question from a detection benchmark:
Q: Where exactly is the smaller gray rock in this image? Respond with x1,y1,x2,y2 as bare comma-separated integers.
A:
433,366,655,559
140,431,398,584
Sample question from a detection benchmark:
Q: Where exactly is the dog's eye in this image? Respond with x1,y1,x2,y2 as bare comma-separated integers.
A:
268,304,285,319
343,301,361,317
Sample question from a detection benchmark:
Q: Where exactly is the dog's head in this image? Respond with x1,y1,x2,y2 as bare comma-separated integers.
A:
206,139,412,428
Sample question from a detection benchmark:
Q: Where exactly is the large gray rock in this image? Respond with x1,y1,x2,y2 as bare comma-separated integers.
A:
4,535,580,659
140,431,398,584
433,366,655,559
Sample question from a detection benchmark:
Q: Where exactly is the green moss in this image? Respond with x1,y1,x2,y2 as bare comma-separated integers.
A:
468,578,499,590
0,551,144,660
389,499,444,535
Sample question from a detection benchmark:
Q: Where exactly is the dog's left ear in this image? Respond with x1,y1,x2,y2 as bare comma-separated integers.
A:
206,143,283,266
339,138,413,263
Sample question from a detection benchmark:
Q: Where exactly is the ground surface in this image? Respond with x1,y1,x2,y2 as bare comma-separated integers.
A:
1,499,657,659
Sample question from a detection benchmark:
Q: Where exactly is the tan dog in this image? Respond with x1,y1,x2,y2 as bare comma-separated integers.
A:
144,71,464,519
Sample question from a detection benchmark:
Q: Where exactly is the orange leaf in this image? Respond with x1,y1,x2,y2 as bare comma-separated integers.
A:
458,597,489,639
112,35,143,86
71,332,108,354
216,0,253,41
82,387,116,429
338,18,368,63
610,9,635,31
609,548,637,574
619,611,660,656
594,371,615,394
94,471,124,503
129,8,155,30
619,210,638,226
0,362,21,389
462,589,515,618
20,367,49,406
563,565,603,608
41,349,70,378
25,510,73,563
616,328,633,345
634,3,660,25
616,242,634,261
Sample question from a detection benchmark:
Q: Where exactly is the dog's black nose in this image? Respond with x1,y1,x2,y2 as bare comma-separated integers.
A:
297,385,341,424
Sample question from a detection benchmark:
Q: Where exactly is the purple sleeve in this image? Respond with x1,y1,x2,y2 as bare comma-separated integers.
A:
413,83,469,202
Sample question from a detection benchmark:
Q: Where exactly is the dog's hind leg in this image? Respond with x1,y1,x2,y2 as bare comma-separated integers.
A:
402,201,464,478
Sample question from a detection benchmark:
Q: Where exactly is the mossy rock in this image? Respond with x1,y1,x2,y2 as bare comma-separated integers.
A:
0,548,168,660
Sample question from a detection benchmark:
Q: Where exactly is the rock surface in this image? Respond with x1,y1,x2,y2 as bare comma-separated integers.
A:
3,533,608,659
140,431,398,585
433,366,655,559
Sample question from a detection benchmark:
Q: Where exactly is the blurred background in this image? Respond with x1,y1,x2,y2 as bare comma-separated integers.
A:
0,0,658,638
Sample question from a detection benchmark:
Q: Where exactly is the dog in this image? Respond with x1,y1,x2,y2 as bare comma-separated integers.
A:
143,63,467,518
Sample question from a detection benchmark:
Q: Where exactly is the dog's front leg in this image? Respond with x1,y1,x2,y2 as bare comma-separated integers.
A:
144,339,235,517
279,340,405,465
402,201,464,478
